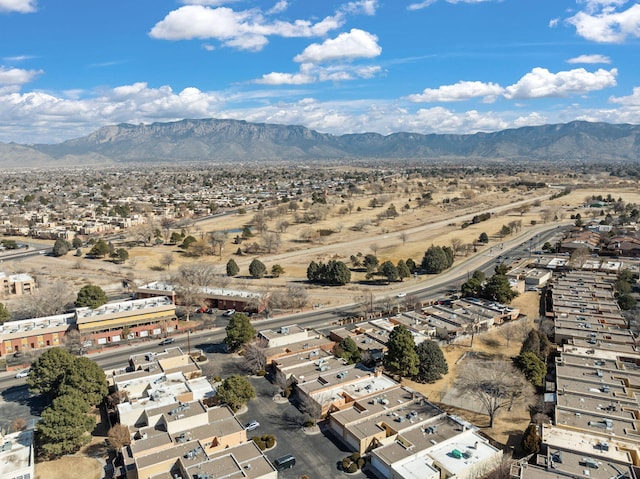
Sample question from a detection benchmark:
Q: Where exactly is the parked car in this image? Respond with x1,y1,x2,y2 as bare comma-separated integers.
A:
245,420,260,431
396,292,406,298
223,309,236,317
15,368,30,379
273,454,296,471
159,338,175,345
196,306,208,314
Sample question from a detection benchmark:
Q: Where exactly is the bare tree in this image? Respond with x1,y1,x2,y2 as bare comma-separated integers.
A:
107,424,132,450
243,337,269,373
208,231,228,258
19,279,75,318
370,243,380,256
499,323,517,348
450,238,464,257
455,361,532,428
160,252,175,271
297,392,322,422
399,231,409,245
172,263,216,320
262,232,281,253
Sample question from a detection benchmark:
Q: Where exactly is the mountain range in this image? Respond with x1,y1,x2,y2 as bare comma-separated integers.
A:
1,119,639,167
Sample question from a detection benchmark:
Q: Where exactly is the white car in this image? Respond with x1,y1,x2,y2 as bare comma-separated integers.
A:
396,292,406,298
245,420,260,431
223,309,236,317
15,368,30,379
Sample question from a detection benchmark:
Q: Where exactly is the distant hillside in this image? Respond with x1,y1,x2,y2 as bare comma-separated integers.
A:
1,119,639,166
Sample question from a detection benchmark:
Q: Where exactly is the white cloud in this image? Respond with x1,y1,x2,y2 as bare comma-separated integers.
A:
341,0,378,15
408,0,495,10
407,80,504,103
256,72,314,85
566,54,611,64
267,1,288,15
0,66,42,92
504,67,617,99
294,29,381,63
0,0,36,13
610,86,640,106
149,5,344,51
567,2,640,43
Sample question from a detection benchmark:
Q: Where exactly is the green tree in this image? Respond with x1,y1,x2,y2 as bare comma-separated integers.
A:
181,235,197,249
111,248,129,264
461,270,485,298
52,238,71,257
519,329,552,361
27,348,76,398
335,337,361,364
421,245,450,274
384,325,419,377
521,424,540,455
58,357,108,407
249,259,267,279
226,258,240,277
224,313,256,352
307,260,351,285
363,254,379,275
170,231,183,244
88,239,109,258
479,232,489,243
378,261,398,283
396,260,410,281
482,274,518,303
37,391,95,458
75,284,108,309
0,302,10,324
514,352,547,387
618,293,637,311
414,340,448,383
72,236,83,249
216,374,256,411
271,264,285,278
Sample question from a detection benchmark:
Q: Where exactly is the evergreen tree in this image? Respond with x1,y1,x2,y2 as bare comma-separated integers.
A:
514,352,547,387
482,273,518,303
37,391,96,458
0,302,9,324
75,284,108,309
397,260,411,281
88,239,109,257
226,258,240,277
421,245,451,274
224,313,256,352
271,264,285,278
27,347,77,399
335,337,361,364
521,424,540,454
378,261,398,283
414,340,449,383
249,258,267,279
216,375,256,411
479,232,489,243
52,238,71,257
384,325,419,377
58,356,108,407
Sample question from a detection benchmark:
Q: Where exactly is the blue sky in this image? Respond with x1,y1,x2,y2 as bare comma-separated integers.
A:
0,0,639,144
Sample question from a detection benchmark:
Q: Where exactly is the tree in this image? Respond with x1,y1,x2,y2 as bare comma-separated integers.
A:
455,361,532,428
618,293,637,311
107,424,131,451
397,260,410,281
75,284,108,309
249,259,267,279
363,254,379,275
482,274,518,303
88,238,109,258
0,302,9,324
514,352,547,387
72,236,83,249
52,238,71,257
521,424,540,455
384,325,419,377
378,261,398,283
271,264,285,278
335,337,361,364
479,232,489,243
19,280,74,318
421,245,450,274
414,340,448,383
216,374,256,411
461,270,485,298
36,391,96,458
520,329,552,361
111,247,129,264
243,337,269,374
160,252,175,271
224,313,256,352
27,347,77,398
307,260,351,286
58,356,108,407
226,258,239,277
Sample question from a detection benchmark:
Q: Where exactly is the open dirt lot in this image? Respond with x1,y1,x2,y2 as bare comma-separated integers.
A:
35,456,102,479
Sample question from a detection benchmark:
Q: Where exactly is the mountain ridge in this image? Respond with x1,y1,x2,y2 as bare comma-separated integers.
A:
2,118,639,166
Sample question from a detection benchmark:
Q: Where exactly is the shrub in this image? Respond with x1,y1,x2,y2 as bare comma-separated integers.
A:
347,463,358,473
357,458,365,469
350,452,361,462
251,436,266,450
303,419,315,428
342,458,350,470
256,369,267,376
264,435,275,449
